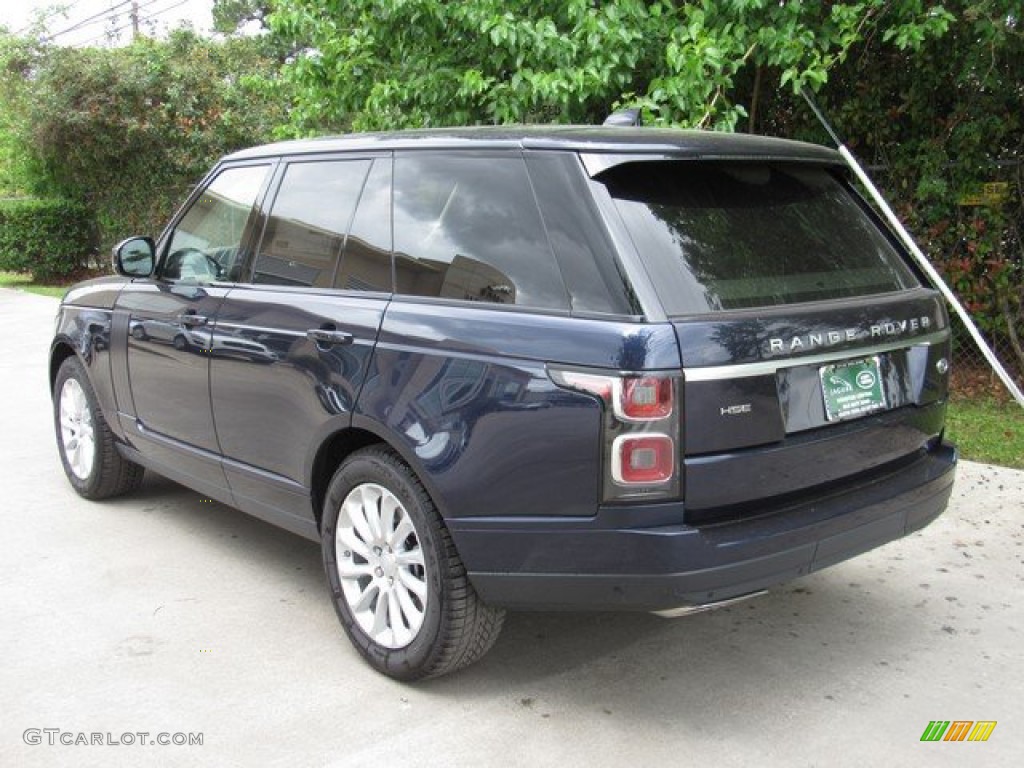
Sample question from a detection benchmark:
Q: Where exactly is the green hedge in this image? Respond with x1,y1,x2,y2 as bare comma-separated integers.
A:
0,198,96,282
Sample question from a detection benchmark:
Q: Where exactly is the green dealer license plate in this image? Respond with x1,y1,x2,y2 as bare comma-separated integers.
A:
819,356,887,422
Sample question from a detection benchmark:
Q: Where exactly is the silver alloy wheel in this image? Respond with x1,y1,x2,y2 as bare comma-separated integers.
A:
59,378,96,480
335,483,428,649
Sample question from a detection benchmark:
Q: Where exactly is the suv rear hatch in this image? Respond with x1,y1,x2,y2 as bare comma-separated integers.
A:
594,158,951,520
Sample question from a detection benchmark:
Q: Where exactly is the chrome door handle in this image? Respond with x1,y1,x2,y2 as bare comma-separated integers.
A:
306,328,354,346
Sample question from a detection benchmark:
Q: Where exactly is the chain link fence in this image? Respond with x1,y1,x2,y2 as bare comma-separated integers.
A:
946,165,1022,403
949,316,1023,402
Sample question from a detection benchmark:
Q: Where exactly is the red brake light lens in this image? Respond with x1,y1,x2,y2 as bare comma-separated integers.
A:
612,434,674,485
619,376,673,421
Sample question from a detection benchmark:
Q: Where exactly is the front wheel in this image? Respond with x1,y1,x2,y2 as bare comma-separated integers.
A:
321,446,504,680
53,356,144,499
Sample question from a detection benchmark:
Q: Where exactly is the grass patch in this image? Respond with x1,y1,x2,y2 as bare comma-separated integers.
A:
0,270,69,298
946,397,1024,469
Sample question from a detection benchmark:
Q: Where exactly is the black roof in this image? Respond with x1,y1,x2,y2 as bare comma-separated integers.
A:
225,125,840,167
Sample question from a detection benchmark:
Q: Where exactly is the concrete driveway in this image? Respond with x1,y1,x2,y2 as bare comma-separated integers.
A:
1,287,1020,767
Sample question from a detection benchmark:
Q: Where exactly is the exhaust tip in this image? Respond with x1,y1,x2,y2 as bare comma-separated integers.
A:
651,590,768,619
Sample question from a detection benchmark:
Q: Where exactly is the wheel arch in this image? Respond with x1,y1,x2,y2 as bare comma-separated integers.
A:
49,340,78,395
308,422,451,534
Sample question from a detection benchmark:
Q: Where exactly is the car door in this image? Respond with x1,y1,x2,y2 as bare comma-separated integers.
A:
114,162,273,493
209,155,393,523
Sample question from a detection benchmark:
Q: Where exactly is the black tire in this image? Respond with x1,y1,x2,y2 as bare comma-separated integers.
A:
321,446,505,680
53,356,144,500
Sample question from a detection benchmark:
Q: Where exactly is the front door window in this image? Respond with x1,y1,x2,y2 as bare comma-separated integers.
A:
164,165,269,283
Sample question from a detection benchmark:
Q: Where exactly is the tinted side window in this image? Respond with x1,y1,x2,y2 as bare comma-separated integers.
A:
164,164,269,283
393,153,569,310
336,158,393,292
525,152,641,316
254,159,371,288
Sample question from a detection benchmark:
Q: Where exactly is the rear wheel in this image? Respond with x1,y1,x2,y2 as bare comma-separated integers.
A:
54,356,144,499
321,446,504,680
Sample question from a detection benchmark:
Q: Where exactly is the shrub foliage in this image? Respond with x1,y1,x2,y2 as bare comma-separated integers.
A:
0,198,95,281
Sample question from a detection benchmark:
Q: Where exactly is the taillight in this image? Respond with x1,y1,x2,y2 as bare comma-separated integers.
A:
549,367,682,502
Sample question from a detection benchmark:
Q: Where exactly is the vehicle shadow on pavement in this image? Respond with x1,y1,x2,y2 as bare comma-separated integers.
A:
420,575,932,722
100,472,326,591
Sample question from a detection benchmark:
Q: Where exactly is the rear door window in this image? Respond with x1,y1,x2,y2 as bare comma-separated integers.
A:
253,159,372,288
600,162,917,314
392,152,569,311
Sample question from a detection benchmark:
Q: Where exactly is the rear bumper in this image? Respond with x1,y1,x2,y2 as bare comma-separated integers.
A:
451,442,956,611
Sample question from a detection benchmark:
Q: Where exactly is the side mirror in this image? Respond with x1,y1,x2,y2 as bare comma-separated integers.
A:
113,237,156,278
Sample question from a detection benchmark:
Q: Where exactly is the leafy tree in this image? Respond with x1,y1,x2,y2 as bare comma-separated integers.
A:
1,29,288,251
266,0,952,134
213,0,274,36
0,33,37,195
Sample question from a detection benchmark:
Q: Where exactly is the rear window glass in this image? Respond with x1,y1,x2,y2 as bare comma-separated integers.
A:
601,162,917,314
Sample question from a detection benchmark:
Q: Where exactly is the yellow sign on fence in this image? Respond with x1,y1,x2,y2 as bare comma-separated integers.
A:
958,182,1011,207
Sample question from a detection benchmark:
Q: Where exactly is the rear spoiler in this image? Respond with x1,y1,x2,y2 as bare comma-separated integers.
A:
580,151,843,178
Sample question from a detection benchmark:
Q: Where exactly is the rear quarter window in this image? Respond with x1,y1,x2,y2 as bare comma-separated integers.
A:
601,161,918,314
392,152,570,311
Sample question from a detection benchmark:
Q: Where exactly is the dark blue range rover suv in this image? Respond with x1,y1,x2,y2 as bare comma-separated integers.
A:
50,127,956,679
